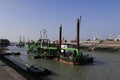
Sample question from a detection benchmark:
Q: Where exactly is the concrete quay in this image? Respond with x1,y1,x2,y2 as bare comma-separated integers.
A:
0,60,26,80
80,40,120,51
81,41,120,47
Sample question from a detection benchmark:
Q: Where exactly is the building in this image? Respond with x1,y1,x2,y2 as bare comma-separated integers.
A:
114,34,120,41
0,39,10,47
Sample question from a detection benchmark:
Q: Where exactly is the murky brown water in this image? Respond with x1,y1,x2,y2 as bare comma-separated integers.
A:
8,46,120,80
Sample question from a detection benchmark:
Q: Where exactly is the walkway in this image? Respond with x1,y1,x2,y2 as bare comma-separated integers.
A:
0,60,26,80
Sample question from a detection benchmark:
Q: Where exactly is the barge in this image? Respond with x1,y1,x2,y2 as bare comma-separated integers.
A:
0,52,51,80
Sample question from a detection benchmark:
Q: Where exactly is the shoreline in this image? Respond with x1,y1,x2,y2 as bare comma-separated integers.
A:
80,40,120,52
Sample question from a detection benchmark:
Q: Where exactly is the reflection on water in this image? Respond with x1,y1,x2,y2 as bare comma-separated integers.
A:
8,46,120,80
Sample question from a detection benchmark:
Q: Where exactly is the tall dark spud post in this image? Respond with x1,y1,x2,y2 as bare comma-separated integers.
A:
76,19,80,51
76,16,82,51
58,24,62,61
59,24,62,52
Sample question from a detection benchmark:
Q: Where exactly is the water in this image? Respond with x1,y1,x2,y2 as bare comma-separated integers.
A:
8,46,120,80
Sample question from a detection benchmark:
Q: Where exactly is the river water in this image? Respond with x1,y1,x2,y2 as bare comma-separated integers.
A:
8,46,120,80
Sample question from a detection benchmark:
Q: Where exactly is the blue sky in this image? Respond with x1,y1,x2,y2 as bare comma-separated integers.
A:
0,0,120,42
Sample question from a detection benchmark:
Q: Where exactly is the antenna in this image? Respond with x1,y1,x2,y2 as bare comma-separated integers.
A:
23,36,25,43
19,36,21,42
43,29,47,39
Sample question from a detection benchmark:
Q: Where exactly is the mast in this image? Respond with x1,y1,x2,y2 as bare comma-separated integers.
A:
19,36,21,43
23,36,25,43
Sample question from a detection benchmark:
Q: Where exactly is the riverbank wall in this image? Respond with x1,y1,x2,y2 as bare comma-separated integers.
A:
80,40,120,52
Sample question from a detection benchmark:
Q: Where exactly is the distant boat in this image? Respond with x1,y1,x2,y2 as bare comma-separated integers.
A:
16,42,25,47
16,36,25,47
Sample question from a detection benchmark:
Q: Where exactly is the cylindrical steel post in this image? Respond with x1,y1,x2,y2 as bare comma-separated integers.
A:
76,16,82,51
59,24,62,52
76,19,80,51
57,24,62,61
